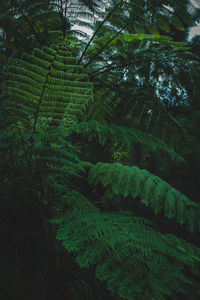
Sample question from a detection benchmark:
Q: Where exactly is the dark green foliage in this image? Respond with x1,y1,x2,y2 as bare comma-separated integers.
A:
55,189,100,213
2,43,93,129
0,42,95,299
1,1,200,299
56,209,200,299
85,162,200,232
1,43,93,203
68,120,185,162
1,41,200,300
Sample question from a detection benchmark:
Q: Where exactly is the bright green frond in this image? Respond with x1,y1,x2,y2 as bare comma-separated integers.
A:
2,43,93,131
86,162,200,231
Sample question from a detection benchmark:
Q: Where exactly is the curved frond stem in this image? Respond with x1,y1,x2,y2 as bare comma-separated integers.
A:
89,60,149,78
84,28,124,70
16,3,43,46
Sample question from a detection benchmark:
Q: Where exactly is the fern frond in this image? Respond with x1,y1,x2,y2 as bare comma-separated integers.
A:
86,162,200,231
68,120,185,163
51,190,99,226
57,209,200,299
2,43,93,130
0,43,95,190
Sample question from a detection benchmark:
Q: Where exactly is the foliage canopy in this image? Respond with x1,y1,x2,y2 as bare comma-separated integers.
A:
0,0,200,299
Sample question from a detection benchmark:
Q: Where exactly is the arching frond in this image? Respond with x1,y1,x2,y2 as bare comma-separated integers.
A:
57,209,200,299
68,120,185,162
58,190,100,216
2,43,93,130
84,162,200,232
1,42,94,193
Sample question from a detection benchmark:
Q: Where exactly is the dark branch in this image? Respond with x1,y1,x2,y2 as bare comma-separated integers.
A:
78,0,125,64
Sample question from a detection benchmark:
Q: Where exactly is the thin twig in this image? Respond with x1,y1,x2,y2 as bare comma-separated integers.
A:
84,28,123,69
78,0,125,64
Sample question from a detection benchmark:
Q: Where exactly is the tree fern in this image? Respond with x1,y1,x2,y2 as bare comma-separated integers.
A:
56,189,100,215
2,43,93,127
56,209,200,300
1,40,199,299
0,42,94,204
0,1,200,297
81,162,200,232
68,120,185,163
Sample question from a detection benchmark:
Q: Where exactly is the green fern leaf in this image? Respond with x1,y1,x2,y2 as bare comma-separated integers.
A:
56,209,200,299
86,162,200,231
68,120,185,163
2,43,93,131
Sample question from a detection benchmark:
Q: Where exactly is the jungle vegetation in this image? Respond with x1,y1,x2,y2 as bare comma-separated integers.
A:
0,0,200,299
